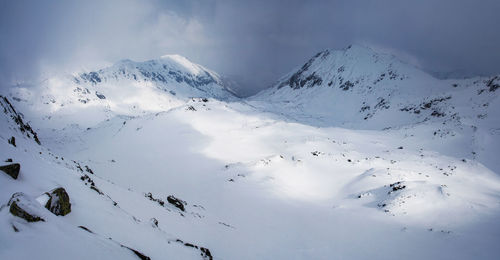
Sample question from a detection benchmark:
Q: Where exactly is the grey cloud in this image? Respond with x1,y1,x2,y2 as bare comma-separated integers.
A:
1,0,499,96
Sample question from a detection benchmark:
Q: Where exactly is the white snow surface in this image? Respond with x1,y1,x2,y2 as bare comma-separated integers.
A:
1,47,500,259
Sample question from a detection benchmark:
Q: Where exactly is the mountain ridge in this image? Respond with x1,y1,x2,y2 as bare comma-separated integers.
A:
3,54,239,129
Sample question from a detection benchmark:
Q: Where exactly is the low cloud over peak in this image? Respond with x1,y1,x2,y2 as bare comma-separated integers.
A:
1,0,499,96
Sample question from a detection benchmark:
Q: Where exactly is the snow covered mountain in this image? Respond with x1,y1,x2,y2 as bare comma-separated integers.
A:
2,49,500,259
250,45,500,172
252,45,499,128
5,55,237,128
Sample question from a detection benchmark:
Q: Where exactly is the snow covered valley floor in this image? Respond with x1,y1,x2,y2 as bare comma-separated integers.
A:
1,47,500,259
2,98,500,259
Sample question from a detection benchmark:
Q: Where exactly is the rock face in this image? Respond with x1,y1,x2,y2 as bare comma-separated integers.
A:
8,193,45,222
120,245,151,260
44,187,71,216
0,96,41,145
0,163,20,179
175,238,213,260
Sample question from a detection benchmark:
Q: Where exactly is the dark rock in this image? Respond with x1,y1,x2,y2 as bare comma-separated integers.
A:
5,158,13,162
486,76,499,92
167,195,186,211
0,163,20,179
78,225,94,233
184,242,198,248
145,192,165,207
12,225,19,232
8,193,45,222
431,110,445,117
150,218,159,227
200,247,213,260
339,80,354,91
0,96,41,145
175,239,213,260
80,71,102,84
85,165,94,174
95,91,106,99
121,245,151,260
8,136,16,147
389,182,406,194
44,187,71,216
360,105,370,112
75,162,84,172
279,51,327,90
81,174,103,195
374,98,390,110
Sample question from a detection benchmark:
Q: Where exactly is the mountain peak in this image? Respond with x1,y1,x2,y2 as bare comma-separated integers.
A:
158,54,205,75
272,44,426,91
159,53,190,62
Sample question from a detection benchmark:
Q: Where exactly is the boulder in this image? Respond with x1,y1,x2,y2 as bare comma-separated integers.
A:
8,136,16,147
167,195,186,211
8,193,45,222
0,163,20,179
43,187,71,216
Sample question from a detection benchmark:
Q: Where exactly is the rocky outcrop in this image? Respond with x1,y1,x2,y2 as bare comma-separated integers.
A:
0,95,41,145
8,193,45,222
175,239,213,260
167,195,186,211
120,245,151,260
0,163,20,179
42,187,72,216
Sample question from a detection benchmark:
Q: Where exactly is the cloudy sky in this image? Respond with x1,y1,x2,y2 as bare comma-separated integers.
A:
1,0,499,95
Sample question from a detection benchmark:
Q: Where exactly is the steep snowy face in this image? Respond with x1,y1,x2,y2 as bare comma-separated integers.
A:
5,55,237,128
251,45,500,130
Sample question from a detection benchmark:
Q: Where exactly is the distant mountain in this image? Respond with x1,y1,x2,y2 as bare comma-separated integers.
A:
250,45,500,171
4,55,238,128
251,45,499,127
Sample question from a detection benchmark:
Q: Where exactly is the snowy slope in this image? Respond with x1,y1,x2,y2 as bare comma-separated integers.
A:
1,48,500,260
2,96,500,259
0,96,216,259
